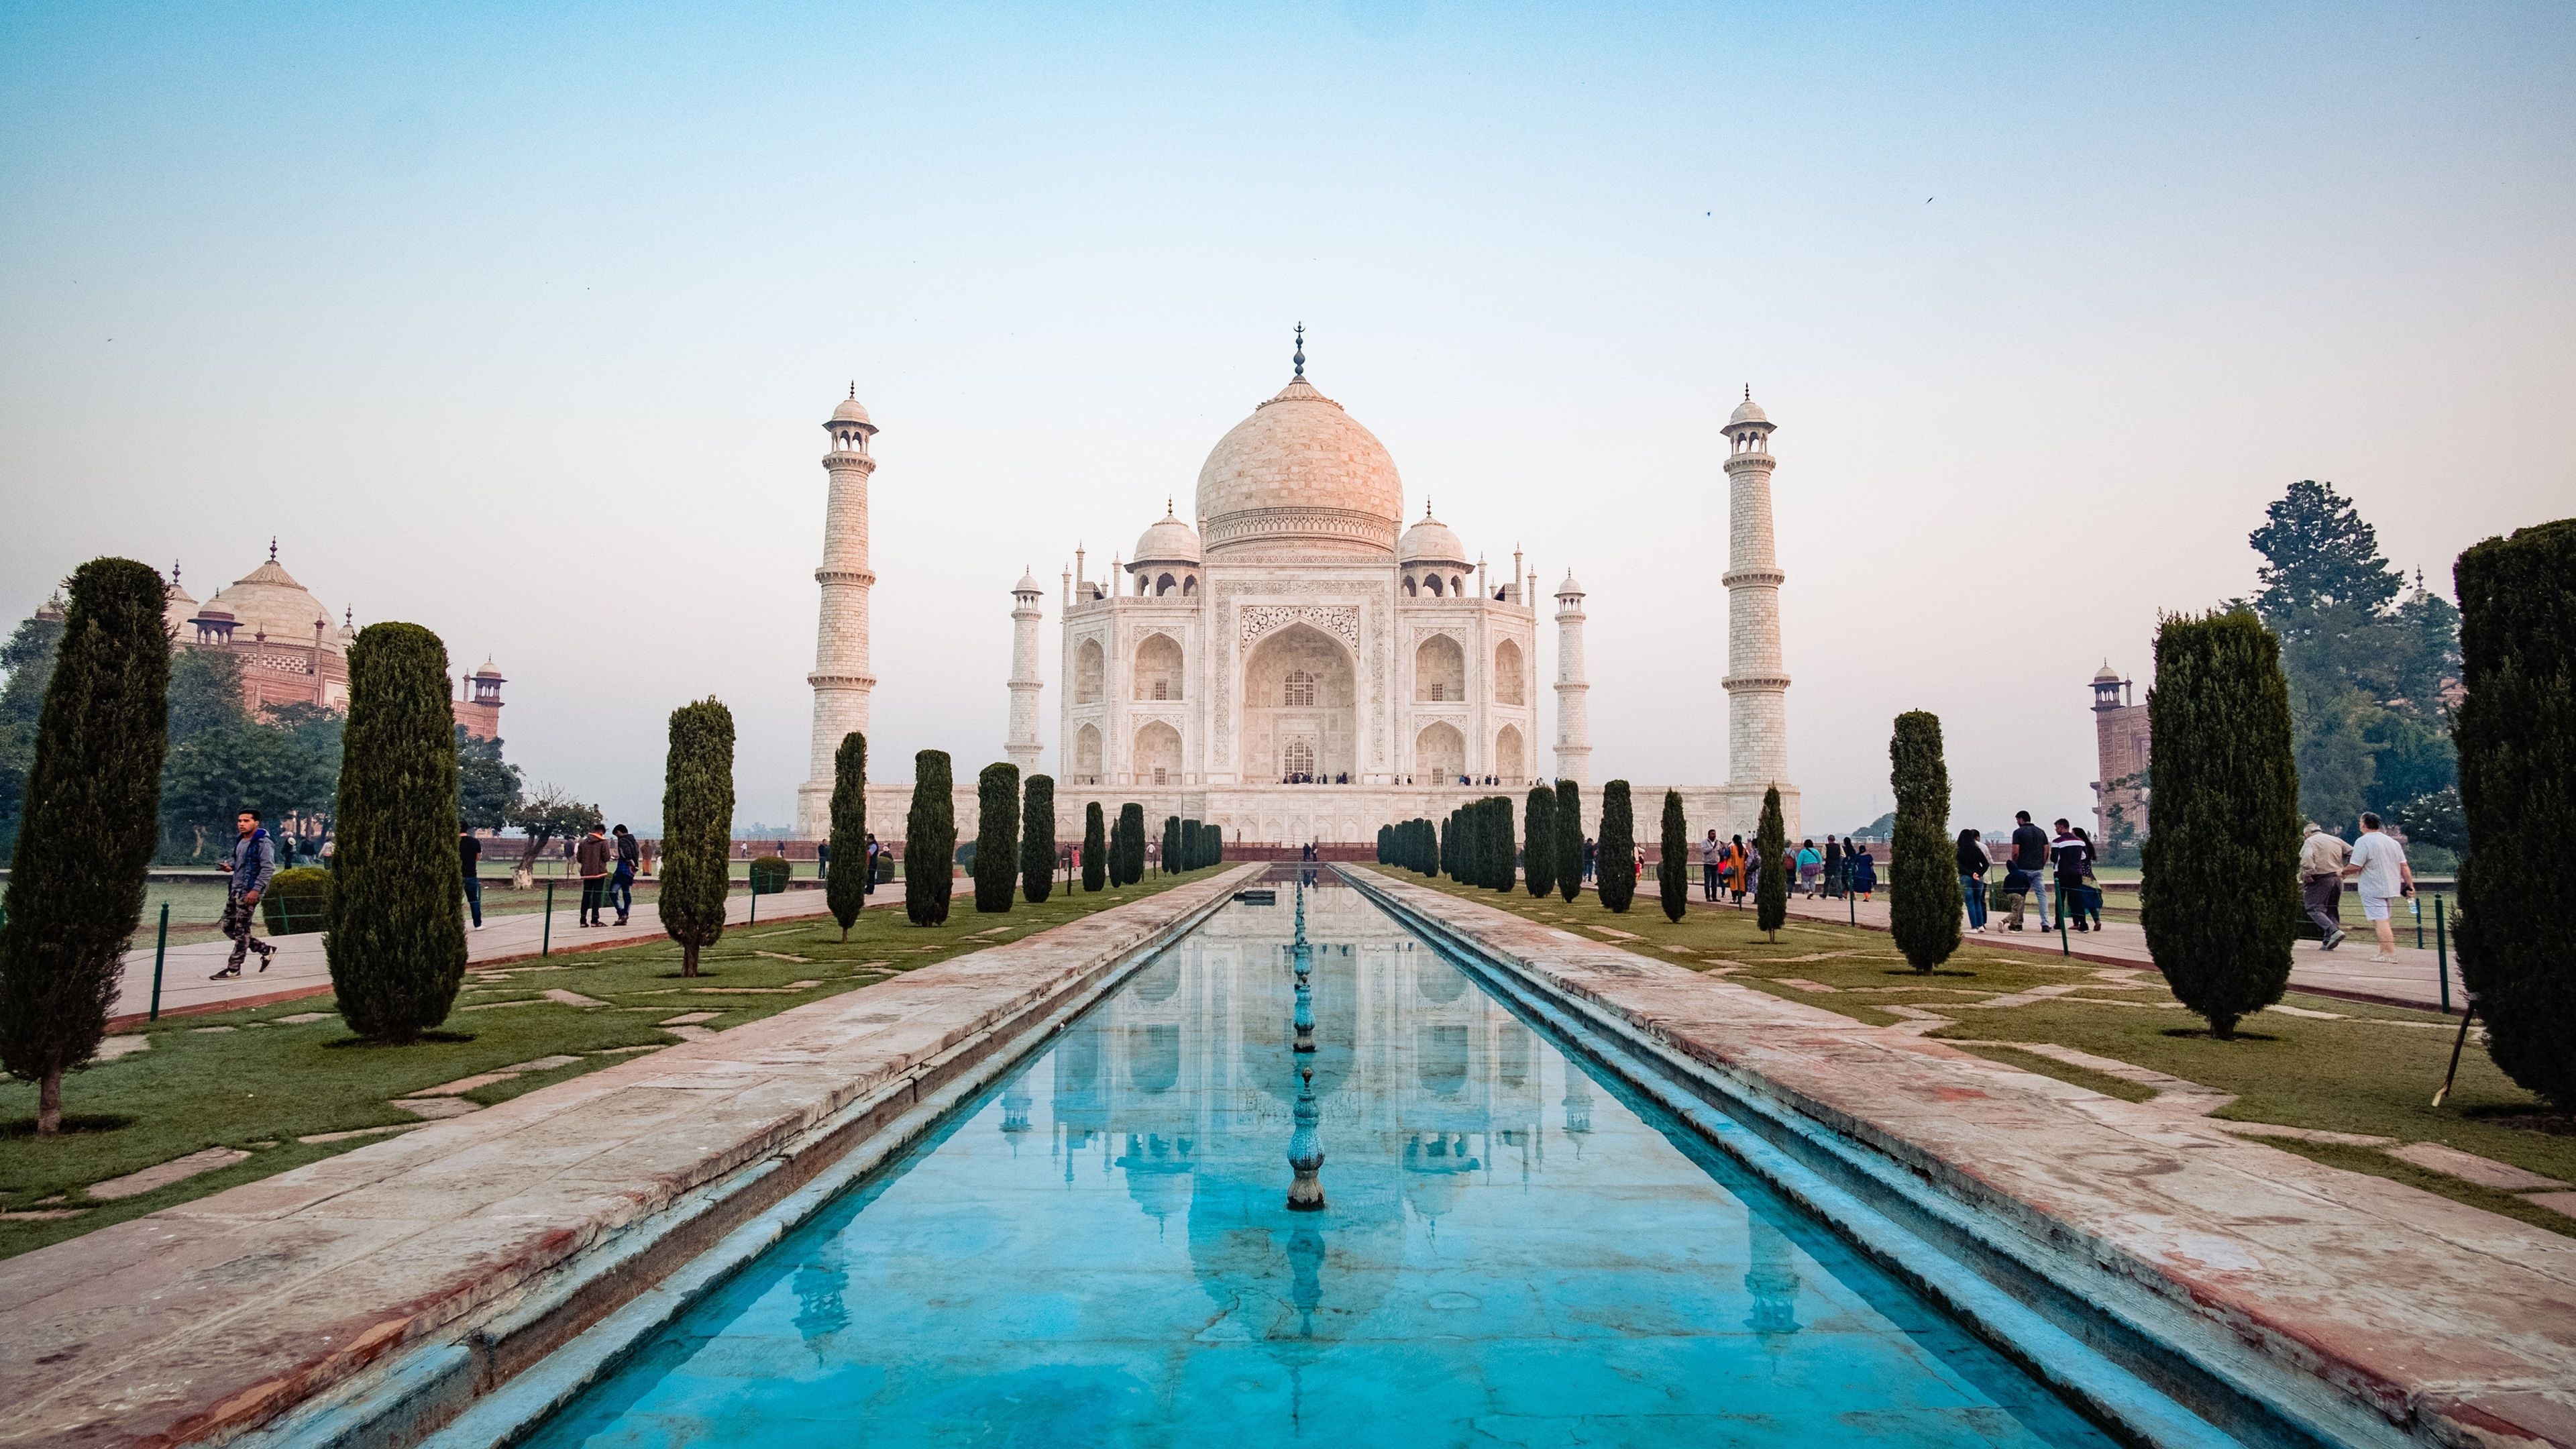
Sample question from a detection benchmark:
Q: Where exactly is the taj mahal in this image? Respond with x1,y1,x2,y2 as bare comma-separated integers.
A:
795,334,1800,849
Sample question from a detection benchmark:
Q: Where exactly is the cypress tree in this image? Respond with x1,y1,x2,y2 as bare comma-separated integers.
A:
1524,787,1558,898
1491,796,1517,893
1458,804,1481,885
1556,780,1582,902
2453,519,2576,1103
1658,789,1688,922
1165,815,1183,873
325,623,468,1040
1020,774,1056,904
1181,817,1203,869
972,762,1020,912
2139,611,2300,1040
1083,801,1106,892
904,750,957,926
1438,812,1453,878
658,698,735,977
0,559,168,1134
1756,786,1788,942
1598,780,1636,912
826,731,867,939
1377,824,1390,864
1118,803,1146,885
1888,710,1962,973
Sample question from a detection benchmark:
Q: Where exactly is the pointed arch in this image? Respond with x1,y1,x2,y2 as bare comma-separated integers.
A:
1494,639,1524,704
1415,633,1464,702
1416,721,1465,782
1495,725,1526,783
1074,638,1104,704
1134,633,1183,700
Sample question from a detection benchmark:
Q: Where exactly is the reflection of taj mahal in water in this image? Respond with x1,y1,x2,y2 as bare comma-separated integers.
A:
796,335,1803,846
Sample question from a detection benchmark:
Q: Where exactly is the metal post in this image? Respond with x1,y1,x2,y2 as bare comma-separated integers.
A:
2058,881,2072,956
2414,895,2423,950
542,879,555,957
2434,896,2450,1016
148,902,170,1021
749,877,759,926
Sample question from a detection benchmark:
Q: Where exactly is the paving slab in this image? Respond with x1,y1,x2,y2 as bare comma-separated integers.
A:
0,866,1256,1448
1356,869,2576,1449
2387,1141,2568,1192
87,1148,252,1202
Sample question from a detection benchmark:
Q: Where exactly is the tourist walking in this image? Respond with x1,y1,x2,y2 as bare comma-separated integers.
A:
2008,811,2053,930
864,833,881,896
612,824,639,926
1701,829,1722,902
1583,837,1597,883
576,824,612,926
2050,818,2090,932
2069,826,2103,930
460,827,483,930
1796,840,1822,897
2343,812,2415,963
1727,835,1749,906
1847,843,1876,902
209,808,278,979
1956,828,1990,932
1821,837,1843,898
2298,822,2349,951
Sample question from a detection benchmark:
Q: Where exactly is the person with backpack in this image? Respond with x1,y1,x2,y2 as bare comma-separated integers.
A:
2051,818,2091,932
209,808,279,979
611,824,639,926
2070,826,2104,930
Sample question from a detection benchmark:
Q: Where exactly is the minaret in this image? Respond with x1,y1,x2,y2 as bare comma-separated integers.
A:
1553,570,1591,783
1006,569,1044,772
796,386,879,840
1722,387,1792,794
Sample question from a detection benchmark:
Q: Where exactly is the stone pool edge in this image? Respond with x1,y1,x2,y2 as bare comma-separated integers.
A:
1339,866,2576,1449
0,865,1263,1449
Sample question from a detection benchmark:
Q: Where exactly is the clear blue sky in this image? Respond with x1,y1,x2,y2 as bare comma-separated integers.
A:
4,1,2569,835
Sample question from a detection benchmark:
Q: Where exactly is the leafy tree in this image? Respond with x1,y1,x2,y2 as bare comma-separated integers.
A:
1524,786,1557,898
1082,802,1106,892
657,699,735,977
1656,790,1687,922
0,561,168,1133
826,732,867,938
2453,519,2576,1105
1849,810,1897,840
1888,710,1961,973
1117,803,1146,886
164,645,244,745
2140,612,2300,1040
1597,782,1635,912
906,751,956,925
2252,480,2406,621
325,623,466,1042
973,763,1020,912
456,725,522,833
506,782,602,889
1756,787,1788,941
160,720,334,858
0,601,68,861
1021,774,1055,903
1555,781,1581,902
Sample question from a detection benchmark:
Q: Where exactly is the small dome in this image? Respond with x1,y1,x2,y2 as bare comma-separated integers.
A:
2093,660,2121,684
1132,503,1203,566
1729,394,1769,427
1556,569,1586,596
1399,505,1467,566
1014,568,1044,595
830,390,873,426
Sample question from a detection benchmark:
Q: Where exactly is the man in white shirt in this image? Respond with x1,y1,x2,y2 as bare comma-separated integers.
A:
2298,823,2350,951
2341,812,2414,964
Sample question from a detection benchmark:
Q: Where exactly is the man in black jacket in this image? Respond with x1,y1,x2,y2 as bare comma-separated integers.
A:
2008,811,2053,930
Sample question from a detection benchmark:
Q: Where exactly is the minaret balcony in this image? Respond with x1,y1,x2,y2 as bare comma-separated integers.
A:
1721,675,1792,692
814,568,876,586
1720,568,1785,589
1722,453,1778,474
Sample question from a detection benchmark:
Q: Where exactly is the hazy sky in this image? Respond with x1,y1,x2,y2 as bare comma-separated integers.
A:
4,2,2569,837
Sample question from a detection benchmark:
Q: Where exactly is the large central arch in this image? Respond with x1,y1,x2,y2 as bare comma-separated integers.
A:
1241,623,1356,782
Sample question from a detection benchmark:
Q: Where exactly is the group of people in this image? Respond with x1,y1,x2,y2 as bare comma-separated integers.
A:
1688,830,1879,906
2296,812,2416,963
1953,812,2102,933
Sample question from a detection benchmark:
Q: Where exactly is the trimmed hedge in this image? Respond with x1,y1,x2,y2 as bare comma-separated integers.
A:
904,751,956,926
261,865,334,936
327,623,466,1038
748,855,792,895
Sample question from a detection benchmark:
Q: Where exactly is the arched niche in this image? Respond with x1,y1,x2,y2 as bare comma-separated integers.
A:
1133,633,1183,701
1415,633,1465,702
1416,721,1465,782
1074,723,1103,782
1074,638,1105,704
1495,724,1526,782
1135,720,1181,786
1494,639,1524,704
1242,623,1354,783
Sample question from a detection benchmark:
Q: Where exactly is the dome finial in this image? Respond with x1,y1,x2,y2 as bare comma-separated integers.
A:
1744,383,1752,402
1292,322,1305,378
849,380,856,399
268,536,278,562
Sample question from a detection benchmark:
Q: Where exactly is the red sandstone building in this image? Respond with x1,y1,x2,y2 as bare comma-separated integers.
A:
156,545,504,737
2090,661,2148,851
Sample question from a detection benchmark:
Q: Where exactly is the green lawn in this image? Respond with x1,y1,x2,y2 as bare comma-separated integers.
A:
0,868,1211,1259
1371,867,2575,1236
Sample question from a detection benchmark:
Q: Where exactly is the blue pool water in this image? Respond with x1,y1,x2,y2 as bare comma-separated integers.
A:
527,879,2119,1447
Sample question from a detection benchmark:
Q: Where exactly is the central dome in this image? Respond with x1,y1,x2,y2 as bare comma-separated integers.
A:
1195,376,1402,557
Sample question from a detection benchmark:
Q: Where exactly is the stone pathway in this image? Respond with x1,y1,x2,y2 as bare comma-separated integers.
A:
1724,891,2469,1012
104,877,951,1025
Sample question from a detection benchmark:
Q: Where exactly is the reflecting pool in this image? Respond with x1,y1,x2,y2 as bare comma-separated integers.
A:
527,878,2118,1447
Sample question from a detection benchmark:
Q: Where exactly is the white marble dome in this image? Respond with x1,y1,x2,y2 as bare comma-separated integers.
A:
1729,394,1769,427
1397,506,1466,566
830,394,873,426
1132,504,1203,566
203,553,337,646
1195,375,1403,557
